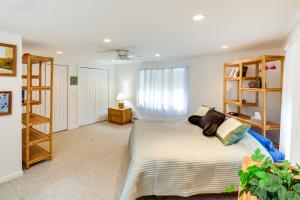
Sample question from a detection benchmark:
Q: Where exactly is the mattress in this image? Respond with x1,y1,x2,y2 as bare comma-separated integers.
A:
120,119,270,200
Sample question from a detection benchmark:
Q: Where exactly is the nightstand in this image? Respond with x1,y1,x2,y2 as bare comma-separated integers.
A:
108,107,132,124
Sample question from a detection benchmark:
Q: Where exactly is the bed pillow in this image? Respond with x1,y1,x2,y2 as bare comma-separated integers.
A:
199,110,225,136
188,115,202,126
248,129,285,163
195,105,214,116
216,118,251,146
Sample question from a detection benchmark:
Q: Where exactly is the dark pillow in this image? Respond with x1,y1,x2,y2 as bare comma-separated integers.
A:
188,115,202,126
199,110,225,137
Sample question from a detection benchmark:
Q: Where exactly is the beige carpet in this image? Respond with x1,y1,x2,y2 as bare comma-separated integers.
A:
0,122,237,200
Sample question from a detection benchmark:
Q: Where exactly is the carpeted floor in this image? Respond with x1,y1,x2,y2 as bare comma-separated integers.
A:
0,122,237,200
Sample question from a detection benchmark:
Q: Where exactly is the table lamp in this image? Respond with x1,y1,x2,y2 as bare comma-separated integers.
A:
117,92,125,109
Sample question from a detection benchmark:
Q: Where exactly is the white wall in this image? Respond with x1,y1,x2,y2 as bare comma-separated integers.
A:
0,31,23,183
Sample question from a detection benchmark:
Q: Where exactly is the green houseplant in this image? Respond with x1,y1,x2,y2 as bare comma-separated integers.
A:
225,149,300,200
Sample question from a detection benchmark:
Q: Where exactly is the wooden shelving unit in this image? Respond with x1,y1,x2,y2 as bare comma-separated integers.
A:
22,54,53,168
223,55,284,146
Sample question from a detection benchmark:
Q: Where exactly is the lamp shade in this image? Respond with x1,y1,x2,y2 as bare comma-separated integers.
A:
117,93,125,101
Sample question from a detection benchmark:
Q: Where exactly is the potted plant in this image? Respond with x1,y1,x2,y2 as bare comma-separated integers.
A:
225,149,300,200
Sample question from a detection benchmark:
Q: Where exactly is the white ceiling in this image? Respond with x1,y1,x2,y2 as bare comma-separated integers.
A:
1,0,300,65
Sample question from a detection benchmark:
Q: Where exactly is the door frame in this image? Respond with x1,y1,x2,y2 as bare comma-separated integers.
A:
77,65,110,127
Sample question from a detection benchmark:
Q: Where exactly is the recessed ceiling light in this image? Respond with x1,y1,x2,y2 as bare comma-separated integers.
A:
155,54,160,57
193,14,205,21
103,38,111,43
56,51,63,54
221,45,229,49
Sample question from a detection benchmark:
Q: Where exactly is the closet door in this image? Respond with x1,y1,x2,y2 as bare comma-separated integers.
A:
94,69,109,122
87,69,96,124
78,68,90,126
79,68,109,126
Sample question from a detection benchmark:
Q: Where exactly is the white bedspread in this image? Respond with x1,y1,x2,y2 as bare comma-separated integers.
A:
120,119,270,200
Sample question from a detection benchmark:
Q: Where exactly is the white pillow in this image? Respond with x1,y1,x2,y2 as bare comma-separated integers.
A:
195,105,213,116
216,118,250,146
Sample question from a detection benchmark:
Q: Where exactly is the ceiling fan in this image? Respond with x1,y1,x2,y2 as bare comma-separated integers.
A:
95,45,142,63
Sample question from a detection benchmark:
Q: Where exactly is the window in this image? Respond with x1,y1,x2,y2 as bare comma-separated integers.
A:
137,67,189,118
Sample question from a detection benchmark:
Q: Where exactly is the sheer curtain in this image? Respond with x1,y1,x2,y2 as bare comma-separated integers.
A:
280,21,300,163
137,67,189,118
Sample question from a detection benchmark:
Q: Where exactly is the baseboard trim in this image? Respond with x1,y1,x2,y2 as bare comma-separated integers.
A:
0,170,23,184
68,125,79,130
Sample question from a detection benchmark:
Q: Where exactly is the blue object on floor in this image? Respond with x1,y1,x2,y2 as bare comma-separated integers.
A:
248,128,285,163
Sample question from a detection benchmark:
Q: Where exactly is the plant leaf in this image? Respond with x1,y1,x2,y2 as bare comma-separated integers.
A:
252,148,266,161
259,175,282,193
277,185,287,200
295,184,300,193
255,171,269,179
225,183,235,193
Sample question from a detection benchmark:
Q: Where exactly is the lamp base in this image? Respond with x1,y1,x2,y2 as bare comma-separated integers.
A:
118,102,124,109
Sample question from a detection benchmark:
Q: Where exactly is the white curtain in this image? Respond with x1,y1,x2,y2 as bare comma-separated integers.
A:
137,67,189,118
280,21,300,163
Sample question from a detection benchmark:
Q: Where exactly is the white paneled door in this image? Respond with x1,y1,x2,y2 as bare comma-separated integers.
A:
94,69,109,122
79,67,90,126
79,68,109,126
53,65,68,132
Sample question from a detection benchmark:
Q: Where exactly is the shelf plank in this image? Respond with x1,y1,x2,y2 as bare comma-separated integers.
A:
27,145,51,165
226,55,284,66
22,75,40,79
241,88,282,92
22,86,51,90
225,113,280,130
22,128,50,146
225,77,240,81
226,100,240,106
242,77,257,80
22,100,41,106
22,55,53,64
225,100,258,107
22,113,50,126
225,61,240,66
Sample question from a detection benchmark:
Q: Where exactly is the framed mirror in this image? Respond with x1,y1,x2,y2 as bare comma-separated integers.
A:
0,43,17,76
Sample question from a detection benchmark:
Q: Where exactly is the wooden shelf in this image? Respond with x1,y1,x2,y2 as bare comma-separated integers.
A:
226,100,240,106
22,55,53,64
241,88,282,92
225,77,240,81
225,55,285,66
25,145,51,165
22,100,41,106
242,77,257,80
226,100,258,107
22,54,53,169
22,75,40,79
241,55,285,65
22,86,51,90
225,77,258,81
22,128,49,146
22,113,50,126
225,113,280,130
224,54,284,143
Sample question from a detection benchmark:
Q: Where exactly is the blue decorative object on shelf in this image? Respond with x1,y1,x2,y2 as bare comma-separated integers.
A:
22,90,25,103
248,128,285,163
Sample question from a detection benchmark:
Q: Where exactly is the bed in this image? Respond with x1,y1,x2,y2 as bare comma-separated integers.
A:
120,119,270,200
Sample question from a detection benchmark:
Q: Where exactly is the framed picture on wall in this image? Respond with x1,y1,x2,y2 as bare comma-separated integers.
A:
0,43,17,76
0,91,12,116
